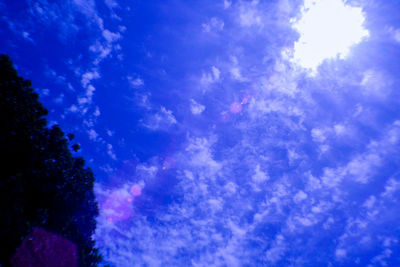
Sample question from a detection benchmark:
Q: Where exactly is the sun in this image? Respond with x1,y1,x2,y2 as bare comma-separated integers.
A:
291,0,369,71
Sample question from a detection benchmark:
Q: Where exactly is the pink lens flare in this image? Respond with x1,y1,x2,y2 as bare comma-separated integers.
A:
102,190,133,223
230,102,242,114
130,184,142,197
11,228,78,267
241,95,251,104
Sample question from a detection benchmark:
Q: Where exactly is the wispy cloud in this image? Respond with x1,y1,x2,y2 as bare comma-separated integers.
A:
142,106,177,131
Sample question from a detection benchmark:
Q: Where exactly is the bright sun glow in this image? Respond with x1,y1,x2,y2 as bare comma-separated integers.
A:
292,0,369,71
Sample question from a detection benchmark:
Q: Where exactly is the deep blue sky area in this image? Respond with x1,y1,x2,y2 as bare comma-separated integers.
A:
2,0,400,266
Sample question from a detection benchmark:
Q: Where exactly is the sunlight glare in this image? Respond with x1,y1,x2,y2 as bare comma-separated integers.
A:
292,0,369,71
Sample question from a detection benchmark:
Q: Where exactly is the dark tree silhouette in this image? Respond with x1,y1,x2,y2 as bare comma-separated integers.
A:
0,55,101,266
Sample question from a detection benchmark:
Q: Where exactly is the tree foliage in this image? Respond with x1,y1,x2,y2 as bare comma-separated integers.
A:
0,55,101,266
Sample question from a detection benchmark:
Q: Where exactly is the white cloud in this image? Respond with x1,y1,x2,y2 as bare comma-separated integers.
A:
102,29,121,43
22,31,34,43
311,128,326,143
226,56,248,82
89,1,400,265
265,234,286,264
387,26,400,43
143,106,177,131
293,190,307,203
78,84,96,105
208,198,223,213
40,88,50,96
95,118,400,265
247,97,301,118
347,154,381,183
136,164,158,182
202,17,224,33
190,99,205,115
230,67,242,80
363,195,376,209
54,93,64,104
239,6,261,27
278,0,293,15
128,76,144,87
334,124,346,135
107,143,117,160
224,182,237,195
393,29,400,43
73,0,104,30
335,248,347,259
185,137,222,177
89,41,112,64
88,128,98,141
212,66,220,80
93,106,101,116
224,0,232,9
382,178,400,198
252,164,269,183
360,69,391,97
68,104,78,113
200,66,221,85
81,70,100,88
318,121,400,189
106,129,113,136
104,0,118,9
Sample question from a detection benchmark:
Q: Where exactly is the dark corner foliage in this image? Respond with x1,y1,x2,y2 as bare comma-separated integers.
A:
0,54,101,266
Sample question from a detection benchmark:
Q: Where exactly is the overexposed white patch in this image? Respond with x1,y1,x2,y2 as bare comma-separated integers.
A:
292,0,369,71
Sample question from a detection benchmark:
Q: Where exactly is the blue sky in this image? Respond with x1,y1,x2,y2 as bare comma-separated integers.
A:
2,0,400,265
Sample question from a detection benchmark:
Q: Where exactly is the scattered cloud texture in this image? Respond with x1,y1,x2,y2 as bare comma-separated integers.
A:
2,0,400,266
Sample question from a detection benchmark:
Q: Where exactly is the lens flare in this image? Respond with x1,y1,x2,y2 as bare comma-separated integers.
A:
102,184,143,223
130,184,142,196
241,95,251,104
102,190,132,223
230,102,243,114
